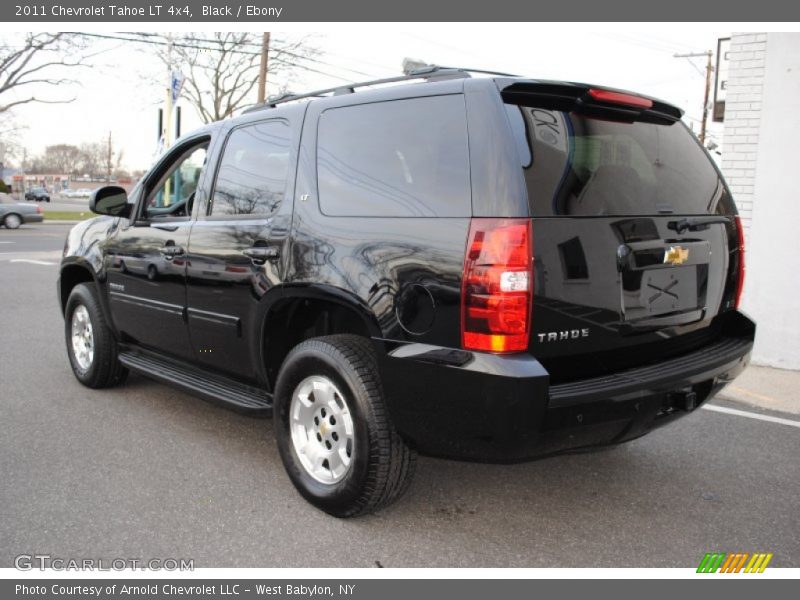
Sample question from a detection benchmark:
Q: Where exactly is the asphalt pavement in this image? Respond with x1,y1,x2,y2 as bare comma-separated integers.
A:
1,223,798,568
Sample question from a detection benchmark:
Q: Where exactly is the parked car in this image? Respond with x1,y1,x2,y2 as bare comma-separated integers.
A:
62,188,92,199
25,187,50,202
1,193,44,228
58,68,754,518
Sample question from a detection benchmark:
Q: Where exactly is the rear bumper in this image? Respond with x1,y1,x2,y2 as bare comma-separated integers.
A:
380,312,755,462
23,214,44,223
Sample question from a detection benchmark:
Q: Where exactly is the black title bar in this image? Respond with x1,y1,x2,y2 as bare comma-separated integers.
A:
3,0,800,22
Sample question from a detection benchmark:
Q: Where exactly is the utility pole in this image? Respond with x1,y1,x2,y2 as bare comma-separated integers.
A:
164,32,173,204
105,131,113,182
257,32,271,103
164,33,174,151
674,50,714,145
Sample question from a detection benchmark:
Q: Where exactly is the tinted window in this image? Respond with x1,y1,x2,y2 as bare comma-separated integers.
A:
504,104,735,216
211,120,290,217
317,95,471,217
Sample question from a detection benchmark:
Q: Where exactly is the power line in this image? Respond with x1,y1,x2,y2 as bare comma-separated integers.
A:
599,33,693,56
181,35,380,78
322,50,397,74
680,57,707,78
122,31,380,80
79,32,355,82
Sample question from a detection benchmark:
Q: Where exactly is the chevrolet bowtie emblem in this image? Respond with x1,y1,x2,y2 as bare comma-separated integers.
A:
664,246,689,266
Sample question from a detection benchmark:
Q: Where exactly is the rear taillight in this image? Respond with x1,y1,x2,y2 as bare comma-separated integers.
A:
461,218,532,353
734,215,746,310
37,206,43,214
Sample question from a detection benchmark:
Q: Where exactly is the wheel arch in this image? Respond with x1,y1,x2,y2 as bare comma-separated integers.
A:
260,284,384,391
59,261,101,315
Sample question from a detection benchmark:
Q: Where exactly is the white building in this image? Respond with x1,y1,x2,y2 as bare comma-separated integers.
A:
722,32,800,370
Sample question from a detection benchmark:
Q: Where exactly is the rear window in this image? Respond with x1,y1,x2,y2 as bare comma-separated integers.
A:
317,95,471,217
504,104,735,216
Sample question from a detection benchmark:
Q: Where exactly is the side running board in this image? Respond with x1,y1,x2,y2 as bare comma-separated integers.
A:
118,349,272,415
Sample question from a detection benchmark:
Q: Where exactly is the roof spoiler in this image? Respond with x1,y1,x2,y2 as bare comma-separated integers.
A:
497,80,684,125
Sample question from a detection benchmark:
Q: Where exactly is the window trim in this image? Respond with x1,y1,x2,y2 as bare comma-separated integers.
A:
137,136,211,224
204,117,291,222
314,93,472,219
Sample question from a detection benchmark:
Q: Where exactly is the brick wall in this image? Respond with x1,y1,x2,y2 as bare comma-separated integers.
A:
721,33,767,239
721,33,800,369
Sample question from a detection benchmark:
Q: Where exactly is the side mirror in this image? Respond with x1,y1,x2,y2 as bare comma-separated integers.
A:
90,186,131,218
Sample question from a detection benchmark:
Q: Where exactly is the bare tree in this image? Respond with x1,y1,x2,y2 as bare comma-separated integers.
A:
78,142,103,177
0,33,88,115
40,144,83,174
0,115,26,164
157,33,319,123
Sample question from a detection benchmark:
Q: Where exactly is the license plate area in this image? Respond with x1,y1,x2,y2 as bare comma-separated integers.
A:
626,266,699,318
620,240,711,323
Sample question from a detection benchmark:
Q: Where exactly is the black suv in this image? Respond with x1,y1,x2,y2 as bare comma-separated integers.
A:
59,69,754,517
25,187,50,202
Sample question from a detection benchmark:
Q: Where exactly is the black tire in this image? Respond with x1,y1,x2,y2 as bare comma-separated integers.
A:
274,334,416,518
64,283,128,388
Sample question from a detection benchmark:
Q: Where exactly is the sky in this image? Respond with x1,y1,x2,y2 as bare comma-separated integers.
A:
1,26,730,172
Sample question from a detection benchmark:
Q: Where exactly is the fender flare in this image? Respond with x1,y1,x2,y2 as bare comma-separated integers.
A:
58,260,115,333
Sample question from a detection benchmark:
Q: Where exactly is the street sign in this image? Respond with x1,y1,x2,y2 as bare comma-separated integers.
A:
170,70,185,104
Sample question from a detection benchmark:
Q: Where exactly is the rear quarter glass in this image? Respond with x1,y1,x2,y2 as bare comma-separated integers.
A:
503,103,737,217
316,94,471,218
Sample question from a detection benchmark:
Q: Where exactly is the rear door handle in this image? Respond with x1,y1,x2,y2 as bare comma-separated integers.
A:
243,246,280,263
160,245,185,258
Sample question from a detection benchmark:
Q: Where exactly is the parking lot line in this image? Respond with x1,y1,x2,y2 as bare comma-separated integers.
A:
8,259,57,266
702,403,800,429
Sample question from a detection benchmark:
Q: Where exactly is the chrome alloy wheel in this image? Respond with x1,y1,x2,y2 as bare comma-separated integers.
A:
290,375,355,484
70,305,94,371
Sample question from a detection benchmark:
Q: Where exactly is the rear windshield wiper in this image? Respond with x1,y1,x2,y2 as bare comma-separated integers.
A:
668,216,731,234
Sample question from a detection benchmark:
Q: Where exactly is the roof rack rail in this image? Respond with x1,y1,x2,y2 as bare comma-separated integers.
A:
243,65,521,113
